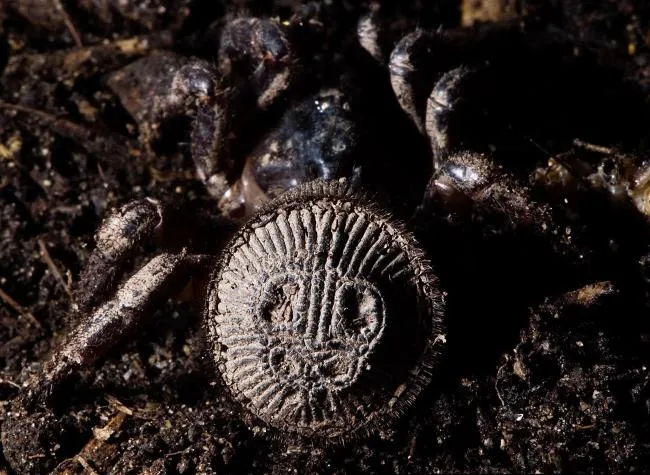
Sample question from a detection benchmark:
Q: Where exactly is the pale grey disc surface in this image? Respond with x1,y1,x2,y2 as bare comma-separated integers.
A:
207,181,446,439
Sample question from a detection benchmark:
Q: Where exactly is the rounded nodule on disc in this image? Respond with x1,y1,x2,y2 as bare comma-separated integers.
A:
206,180,446,440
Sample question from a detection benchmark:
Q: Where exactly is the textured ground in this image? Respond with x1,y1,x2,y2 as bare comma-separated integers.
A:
1,0,650,473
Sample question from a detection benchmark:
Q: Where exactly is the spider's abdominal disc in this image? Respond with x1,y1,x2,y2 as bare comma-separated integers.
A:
207,181,446,439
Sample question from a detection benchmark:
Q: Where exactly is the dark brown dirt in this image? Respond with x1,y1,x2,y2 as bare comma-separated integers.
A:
1,1,650,473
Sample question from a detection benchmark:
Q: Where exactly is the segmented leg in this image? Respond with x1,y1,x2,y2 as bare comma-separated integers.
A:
76,198,163,311
106,51,200,142
27,252,211,407
357,11,390,65
108,53,233,198
218,17,294,109
425,66,485,163
389,30,440,135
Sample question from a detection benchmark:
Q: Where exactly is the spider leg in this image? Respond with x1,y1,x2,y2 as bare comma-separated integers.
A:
219,17,293,109
425,66,487,164
158,58,228,197
190,16,298,200
108,54,232,198
76,198,163,311
188,82,233,200
75,197,235,310
357,11,387,65
107,53,219,146
27,251,212,408
389,30,440,135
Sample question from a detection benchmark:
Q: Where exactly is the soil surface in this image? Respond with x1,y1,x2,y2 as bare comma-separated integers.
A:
1,0,650,473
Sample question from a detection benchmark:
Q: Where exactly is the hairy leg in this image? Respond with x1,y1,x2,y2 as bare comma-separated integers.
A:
28,252,211,407
76,198,163,311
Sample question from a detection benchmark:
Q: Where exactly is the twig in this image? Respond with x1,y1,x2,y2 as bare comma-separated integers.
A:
5,32,174,80
495,356,508,407
573,138,615,155
38,238,73,299
0,287,42,328
0,101,138,165
92,412,128,442
0,101,93,139
75,456,99,475
165,446,193,459
26,453,46,459
0,377,22,390
52,0,84,48
106,395,134,416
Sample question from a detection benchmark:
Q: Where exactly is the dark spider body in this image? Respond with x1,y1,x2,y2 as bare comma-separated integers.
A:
232,89,366,215
104,14,384,214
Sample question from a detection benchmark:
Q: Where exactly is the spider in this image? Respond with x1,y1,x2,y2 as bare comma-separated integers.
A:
3,9,442,446
12,152,574,442
3,5,650,473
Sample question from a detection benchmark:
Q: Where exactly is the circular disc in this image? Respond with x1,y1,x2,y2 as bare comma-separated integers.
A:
206,180,446,440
